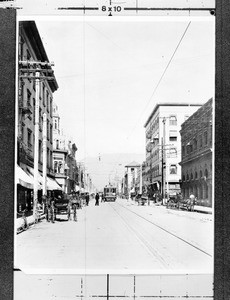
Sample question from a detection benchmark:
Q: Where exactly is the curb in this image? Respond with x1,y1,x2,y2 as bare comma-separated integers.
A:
17,213,46,234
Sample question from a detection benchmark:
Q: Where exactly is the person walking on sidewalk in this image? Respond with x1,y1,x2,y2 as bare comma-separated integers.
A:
67,201,72,221
189,193,196,212
50,199,55,223
95,193,100,206
72,203,77,221
86,193,90,206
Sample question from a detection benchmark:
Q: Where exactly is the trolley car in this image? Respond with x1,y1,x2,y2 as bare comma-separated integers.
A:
104,184,117,202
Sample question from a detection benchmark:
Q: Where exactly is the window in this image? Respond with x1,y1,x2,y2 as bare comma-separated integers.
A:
47,120,50,141
199,135,203,148
27,129,32,148
170,164,177,174
169,130,177,141
39,108,43,131
39,140,42,163
33,98,35,125
56,139,59,149
170,148,177,158
46,91,49,112
193,138,197,151
42,84,45,106
27,89,31,107
50,98,53,117
21,123,25,141
54,119,58,130
54,161,58,173
169,115,177,126
204,131,208,145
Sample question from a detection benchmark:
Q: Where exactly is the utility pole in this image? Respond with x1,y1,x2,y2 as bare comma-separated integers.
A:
19,60,55,219
33,67,40,219
139,164,142,194
42,113,47,197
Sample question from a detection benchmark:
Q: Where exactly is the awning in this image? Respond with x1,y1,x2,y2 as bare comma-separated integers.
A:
47,177,62,190
16,165,34,189
27,166,61,190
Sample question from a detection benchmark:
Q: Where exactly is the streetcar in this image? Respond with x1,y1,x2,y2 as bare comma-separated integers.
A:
103,184,117,202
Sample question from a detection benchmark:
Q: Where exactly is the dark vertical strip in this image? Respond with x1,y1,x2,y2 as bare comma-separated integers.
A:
81,277,83,300
133,275,136,299
107,274,109,300
215,0,230,299
0,8,16,300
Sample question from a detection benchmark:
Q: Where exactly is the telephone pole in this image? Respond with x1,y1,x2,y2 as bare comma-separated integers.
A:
19,60,55,219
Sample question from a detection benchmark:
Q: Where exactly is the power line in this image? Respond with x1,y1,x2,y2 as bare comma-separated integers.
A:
127,21,192,140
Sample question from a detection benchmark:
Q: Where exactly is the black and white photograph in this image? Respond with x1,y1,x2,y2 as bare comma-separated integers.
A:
7,1,217,299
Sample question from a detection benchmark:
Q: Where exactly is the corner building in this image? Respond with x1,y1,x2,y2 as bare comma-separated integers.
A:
180,98,213,207
17,21,58,213
144,103,202,199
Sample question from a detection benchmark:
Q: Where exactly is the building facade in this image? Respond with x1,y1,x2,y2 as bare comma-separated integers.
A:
124,161,141,197
180,98,213,207
52,103,79,194
144,103,202,200
17,21,58,213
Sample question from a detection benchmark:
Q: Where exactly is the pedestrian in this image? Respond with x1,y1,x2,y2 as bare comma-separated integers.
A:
189,193,195,211
95,193,99,206
67,201,72,221
50,199,55,223
72,203,77,221
86,193,90,206
45,200,50,222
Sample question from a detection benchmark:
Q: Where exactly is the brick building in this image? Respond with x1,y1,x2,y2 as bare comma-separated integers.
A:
180,98,213,207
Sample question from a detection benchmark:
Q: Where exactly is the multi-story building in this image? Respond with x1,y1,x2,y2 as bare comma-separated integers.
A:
52,103,78,194
180,98,213,207
17,21,58,213
124,161,141,197
144,103,202,200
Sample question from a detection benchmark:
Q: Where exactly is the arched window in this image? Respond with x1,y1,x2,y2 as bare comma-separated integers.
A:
195,171,198,179
200,170,203,178
169,115,177,126
205,169,208,178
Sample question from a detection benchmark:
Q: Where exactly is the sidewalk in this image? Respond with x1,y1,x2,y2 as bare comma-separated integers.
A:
16,211,45,234
193,205,212,214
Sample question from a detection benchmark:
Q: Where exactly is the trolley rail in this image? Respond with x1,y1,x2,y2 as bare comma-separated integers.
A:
110,201,212,259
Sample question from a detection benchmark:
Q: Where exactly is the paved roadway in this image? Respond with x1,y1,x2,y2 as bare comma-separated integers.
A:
15,198,213,274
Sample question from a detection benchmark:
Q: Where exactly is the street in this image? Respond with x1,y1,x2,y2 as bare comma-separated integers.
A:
15,198,213,274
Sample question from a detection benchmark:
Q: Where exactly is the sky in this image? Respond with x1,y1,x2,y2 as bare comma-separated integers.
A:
25,17,215,178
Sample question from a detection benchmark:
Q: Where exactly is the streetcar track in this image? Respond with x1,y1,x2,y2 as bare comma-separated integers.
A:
108,202,170,269
113,201,212,258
